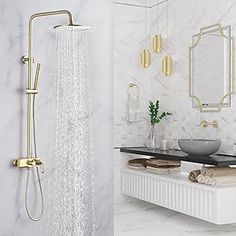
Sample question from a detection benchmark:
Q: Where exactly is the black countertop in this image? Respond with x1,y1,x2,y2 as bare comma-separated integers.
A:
120,147,236,167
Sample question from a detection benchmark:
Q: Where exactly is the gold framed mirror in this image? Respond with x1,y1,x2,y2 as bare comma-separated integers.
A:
189,24,235,112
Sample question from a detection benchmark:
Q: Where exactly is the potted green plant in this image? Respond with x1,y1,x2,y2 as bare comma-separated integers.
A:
147,100,172,149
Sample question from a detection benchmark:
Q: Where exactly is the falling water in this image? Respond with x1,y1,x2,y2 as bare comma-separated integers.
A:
42,26,95,236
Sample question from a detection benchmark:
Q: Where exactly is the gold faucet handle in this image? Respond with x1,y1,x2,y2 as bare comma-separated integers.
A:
200,120,208,128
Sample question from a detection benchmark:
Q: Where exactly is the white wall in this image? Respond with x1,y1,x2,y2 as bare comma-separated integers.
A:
0,1,113,235
115,0,236,151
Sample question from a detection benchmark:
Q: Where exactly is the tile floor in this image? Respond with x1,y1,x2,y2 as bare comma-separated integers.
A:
114,199,236,236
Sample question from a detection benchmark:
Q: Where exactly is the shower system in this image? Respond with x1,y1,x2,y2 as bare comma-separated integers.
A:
12,10,82,222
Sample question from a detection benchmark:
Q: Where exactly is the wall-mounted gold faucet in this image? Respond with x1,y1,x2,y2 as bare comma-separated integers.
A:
200,120,219,128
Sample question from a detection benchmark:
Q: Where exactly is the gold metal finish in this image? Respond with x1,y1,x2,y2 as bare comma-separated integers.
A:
14,9,76,222
27,10,73,158
26,89,38,94
189,24,235,112
141,49,151,68
200,120,219,128
13,158,43,168
128,83,139,89
153,34,163,53
22,56,29,64
162,55,173,76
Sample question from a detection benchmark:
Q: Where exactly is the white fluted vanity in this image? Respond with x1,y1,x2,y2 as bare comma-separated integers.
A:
120,147,236,225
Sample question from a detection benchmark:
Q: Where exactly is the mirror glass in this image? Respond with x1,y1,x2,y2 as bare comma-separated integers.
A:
189,24,234,112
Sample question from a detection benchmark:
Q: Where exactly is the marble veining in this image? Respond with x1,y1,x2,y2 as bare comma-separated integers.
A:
114,0,236,235
115,200,236,236
114,0,236,151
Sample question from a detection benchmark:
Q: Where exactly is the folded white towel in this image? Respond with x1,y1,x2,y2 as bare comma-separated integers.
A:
201,167,236,177
200,168,208,176
193,168,236,186
203,176,212,185
196,174,205,184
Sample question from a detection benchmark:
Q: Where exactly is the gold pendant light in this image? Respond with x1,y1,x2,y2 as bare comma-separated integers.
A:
153,0,163,53
162,0,173,76
153,35,163,53
141,49,151,68
141,0,151,68
162,55,172,76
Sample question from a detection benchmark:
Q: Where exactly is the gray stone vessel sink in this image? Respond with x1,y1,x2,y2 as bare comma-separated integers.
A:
178,139,221,156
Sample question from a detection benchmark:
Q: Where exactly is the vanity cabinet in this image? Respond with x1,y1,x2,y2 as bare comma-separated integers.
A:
120,147,236,224
121,168,236,224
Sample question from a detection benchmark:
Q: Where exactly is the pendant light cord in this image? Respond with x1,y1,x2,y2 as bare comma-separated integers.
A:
145,0,147,48
156,0,159,34
166,0,169,47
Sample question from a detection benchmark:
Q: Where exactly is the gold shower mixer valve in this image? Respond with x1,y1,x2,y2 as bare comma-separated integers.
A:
13,158,43,168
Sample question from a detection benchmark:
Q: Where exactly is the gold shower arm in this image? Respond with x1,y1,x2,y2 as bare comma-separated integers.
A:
29,10,73,24
22,10,74,90
28,10,73,68
22,9,74,159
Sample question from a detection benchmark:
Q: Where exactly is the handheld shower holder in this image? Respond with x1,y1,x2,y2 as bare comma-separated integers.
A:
22,56,29,64
26,89,38,94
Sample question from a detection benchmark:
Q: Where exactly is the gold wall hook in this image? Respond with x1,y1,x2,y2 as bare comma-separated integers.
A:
141,49,151,68
162,55,173,76
153,34,163,53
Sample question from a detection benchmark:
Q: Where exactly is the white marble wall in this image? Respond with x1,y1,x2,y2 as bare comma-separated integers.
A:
157,0,236,152
114,0,236,234
115,0,236,150
0,1,113,235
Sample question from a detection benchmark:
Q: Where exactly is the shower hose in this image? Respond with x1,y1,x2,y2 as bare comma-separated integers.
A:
25,93,44,221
